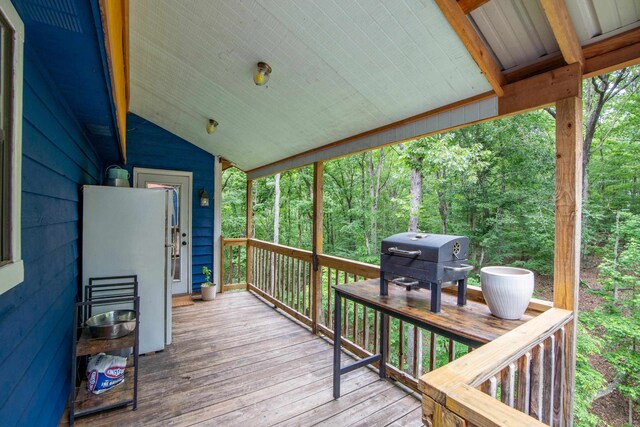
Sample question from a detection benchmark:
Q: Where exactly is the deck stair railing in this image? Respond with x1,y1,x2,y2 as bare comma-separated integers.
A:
220,237,569,426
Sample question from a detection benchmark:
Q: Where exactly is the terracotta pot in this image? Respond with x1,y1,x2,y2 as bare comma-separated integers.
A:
480,266,534,320
201,284,217,301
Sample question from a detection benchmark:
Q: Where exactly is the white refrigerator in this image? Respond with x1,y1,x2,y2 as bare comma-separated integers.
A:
82,185,173,353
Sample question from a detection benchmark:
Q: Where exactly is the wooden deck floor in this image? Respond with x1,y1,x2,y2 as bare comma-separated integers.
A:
73,291,422,426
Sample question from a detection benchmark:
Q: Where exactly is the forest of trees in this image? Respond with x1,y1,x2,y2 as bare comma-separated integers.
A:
222,66,640,426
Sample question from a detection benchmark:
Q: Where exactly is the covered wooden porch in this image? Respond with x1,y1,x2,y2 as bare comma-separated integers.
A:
70,291,422,426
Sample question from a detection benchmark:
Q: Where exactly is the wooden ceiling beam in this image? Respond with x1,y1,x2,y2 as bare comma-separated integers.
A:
434,0,506,96
540,0,585,67
457,0,490,14
505,26,640,83
583,27,640,78
499,63,581,117
220,158,233,171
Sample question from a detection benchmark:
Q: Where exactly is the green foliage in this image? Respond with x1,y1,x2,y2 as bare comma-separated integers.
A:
574,321,605,426
201,266,212,286
582,212,640,420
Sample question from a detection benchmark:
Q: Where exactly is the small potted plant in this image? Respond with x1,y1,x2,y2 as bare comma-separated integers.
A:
200,266,217,301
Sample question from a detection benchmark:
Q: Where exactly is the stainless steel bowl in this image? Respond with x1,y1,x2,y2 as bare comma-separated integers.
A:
85,310,136,339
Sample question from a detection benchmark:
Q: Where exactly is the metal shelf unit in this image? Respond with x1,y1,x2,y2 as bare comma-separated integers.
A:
69,276,140,425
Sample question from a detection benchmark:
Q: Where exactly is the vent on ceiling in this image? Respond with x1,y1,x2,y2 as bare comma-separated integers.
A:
86,124,112,137
22,0,82,33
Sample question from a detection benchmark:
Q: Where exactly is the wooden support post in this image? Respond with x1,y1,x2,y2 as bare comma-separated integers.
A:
246,179,253,286
312,161,324,334
554,96,583,426
220,236,225,294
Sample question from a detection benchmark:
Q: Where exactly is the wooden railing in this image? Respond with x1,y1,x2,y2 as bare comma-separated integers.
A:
221,238,248,291
234,238,551,396
419,308,574,427
248,239,314,327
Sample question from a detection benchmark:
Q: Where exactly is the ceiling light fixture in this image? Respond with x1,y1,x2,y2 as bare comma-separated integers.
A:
253,62,272,86
206,119,219,134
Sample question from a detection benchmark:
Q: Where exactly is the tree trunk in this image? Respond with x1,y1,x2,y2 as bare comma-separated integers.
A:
368,149,385,253
406,158,424,377
613,210,620,300
408,168,423,232
582,70,640,257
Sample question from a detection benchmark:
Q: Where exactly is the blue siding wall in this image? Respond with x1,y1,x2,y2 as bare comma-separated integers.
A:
125,114,215,293
0,46,101,426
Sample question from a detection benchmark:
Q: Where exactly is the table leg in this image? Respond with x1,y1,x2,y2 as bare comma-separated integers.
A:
380,271,388,296
333,291,342,399
457,278,467,306
379,312,387,379
431,282,441,313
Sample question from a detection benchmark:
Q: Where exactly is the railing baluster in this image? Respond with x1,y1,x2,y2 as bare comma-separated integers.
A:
273,252,280,300
295,258,300,313
342,292,348,337
228,245,233,284
448,338,455,362
327,268,332,327
543,335,556,425
279,252,283,301
352,302,358,345
257,247,261,289
279,253,284,302
480,379,490,395
373,310,378,353
429,332,436,372
553,328,565,426
287,256,291,307
237,244,241,283
287,256,292,307
363,306,369,351
256,247,261,289
530,343,545,421
398,320,404,372
488,376,498,399
412,326,419,378
263,248,267,291
501,363,516,407
516,351,532,414
262,248,267,291
302,261,307,317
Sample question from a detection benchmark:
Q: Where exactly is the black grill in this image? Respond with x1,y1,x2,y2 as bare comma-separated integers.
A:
380,232,472,313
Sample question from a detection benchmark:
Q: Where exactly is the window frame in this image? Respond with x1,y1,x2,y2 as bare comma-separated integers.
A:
0,0,23,295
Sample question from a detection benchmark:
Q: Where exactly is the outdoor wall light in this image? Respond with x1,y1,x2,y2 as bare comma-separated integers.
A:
199,189,210,207
253,62,272,86
206,119,218,134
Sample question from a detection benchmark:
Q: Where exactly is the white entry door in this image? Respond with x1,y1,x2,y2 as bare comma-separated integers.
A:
134,168,193,295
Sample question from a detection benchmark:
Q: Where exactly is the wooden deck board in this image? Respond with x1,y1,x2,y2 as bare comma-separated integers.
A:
72,291,421,427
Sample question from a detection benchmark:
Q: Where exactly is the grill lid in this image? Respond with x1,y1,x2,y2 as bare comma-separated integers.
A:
380,232,468,262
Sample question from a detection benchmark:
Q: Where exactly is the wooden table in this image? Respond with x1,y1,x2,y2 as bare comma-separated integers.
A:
332,279,537,398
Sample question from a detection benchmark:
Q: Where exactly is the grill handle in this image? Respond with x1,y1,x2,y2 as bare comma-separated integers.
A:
387,247,422,257
444,264,474,272
391,277,419,289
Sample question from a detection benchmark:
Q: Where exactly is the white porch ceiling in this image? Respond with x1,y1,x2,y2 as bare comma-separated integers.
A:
128,0,492,171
